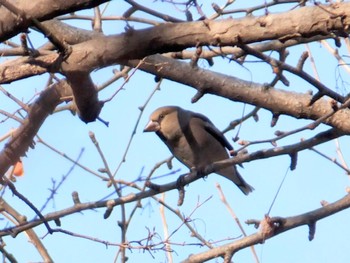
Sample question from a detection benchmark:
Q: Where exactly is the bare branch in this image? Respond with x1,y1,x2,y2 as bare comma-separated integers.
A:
128,55,350,134
182,193,350,262
0,80,72,176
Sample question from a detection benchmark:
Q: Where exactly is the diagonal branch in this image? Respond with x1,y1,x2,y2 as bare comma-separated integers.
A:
0,80,72,176
181,193,350,263
0,128,341,238
127,54,350,134
237,41,346,103
0,0,110,42
0,197,53,262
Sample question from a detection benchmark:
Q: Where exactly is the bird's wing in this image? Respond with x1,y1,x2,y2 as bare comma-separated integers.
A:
192,113,233,151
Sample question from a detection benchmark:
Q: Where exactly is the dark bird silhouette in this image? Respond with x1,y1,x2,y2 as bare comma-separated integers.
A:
144,106,253,195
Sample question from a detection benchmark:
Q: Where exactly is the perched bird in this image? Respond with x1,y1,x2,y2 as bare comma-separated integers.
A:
144,106,253,195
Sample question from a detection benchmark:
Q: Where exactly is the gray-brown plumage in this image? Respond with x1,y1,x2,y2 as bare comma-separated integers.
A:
144,106,253,195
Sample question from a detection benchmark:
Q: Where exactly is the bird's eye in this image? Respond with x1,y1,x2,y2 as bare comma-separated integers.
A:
159,114,164,120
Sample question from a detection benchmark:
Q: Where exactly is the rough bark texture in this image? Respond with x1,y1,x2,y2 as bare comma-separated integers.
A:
1,1,350,262
0,0,109,42
1,3,350,81
0,80,72,175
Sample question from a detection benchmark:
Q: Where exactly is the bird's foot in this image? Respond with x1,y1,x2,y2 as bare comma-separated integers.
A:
192,166,208,180
145,180,161,192
176,174,186,189
176,175,186,206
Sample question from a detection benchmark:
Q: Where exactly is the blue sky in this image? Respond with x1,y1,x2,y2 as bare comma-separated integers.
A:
1,1,350,262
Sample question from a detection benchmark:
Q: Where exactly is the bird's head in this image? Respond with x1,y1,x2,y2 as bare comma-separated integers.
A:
143,106,180,133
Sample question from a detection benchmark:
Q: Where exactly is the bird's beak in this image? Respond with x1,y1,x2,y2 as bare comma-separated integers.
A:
143,120,160,132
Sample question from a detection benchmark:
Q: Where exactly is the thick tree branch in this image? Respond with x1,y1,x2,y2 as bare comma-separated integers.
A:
0,55,346,180
0,80,72,176
61,2,350,71
65,71,102,122
1,2,349,262
127,54,350,134
0,0,110,42
1,3,350,82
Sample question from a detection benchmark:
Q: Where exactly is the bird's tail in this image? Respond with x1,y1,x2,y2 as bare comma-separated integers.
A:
219,167,254,195
237,179,254,195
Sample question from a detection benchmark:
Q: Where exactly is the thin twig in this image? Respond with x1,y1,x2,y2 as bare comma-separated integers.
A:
5,180,53,235
103,59,146,103
236,98,350,154
222,107,260,134
334,139,350,174
112,79,162,177
216,183,260,263
0,198,53,262
238,41,346,104
160,193,173,263
304,43,320,80
37,148,85,215
37,136,107,180
97,66,131,92
88,131,127,262
309,145,350,175
321,40,350,74
0,86,29,111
